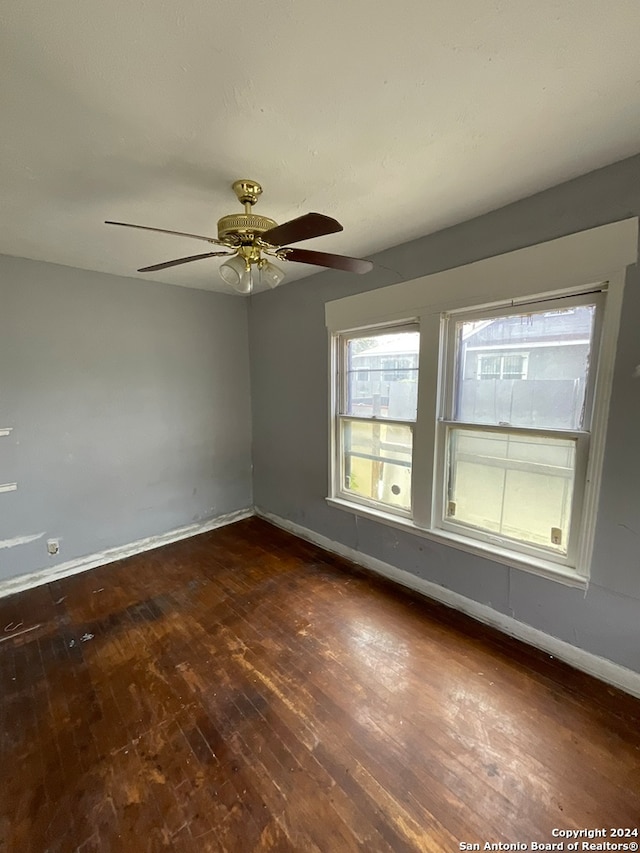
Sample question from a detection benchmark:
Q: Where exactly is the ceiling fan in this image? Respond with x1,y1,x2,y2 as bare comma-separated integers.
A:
105,179,373,294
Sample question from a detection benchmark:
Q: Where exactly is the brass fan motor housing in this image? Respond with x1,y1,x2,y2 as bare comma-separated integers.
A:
218,180,278,244
217,212,278,244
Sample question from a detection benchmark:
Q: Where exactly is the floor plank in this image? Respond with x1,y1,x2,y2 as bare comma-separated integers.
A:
0,517,638,852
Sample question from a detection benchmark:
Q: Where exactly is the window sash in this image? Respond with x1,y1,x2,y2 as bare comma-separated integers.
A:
336,415,414,517
435,422,590,566
442,291,604,433
337,323,420,417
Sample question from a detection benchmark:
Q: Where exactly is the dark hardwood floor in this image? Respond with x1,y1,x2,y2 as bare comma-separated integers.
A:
0,518,638,852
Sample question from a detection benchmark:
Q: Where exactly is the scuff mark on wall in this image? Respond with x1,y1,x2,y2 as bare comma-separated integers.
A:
0,532,45,549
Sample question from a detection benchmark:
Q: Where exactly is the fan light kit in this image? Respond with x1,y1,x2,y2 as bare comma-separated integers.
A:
106,179,373,294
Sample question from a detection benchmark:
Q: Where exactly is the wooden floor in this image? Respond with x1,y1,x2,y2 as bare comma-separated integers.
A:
0,519,638,852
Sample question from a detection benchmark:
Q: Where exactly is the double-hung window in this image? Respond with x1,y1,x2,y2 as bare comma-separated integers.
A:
438,293,601,566
336,326,419,514
327,219,637,584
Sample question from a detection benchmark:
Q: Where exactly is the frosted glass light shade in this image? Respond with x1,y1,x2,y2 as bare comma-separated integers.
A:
220,255,253,294
260,260,285,289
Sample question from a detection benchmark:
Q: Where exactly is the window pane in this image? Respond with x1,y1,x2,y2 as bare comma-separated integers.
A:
446,428,576,553
342,420,413,510
346,331,419,420
454,305,596,429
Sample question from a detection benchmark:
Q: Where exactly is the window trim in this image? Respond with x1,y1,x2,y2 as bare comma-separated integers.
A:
326,218,637,585
325,494,588,588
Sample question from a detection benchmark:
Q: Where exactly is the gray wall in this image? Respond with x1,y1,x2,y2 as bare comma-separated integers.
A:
0,256,252,581
249,153,640,674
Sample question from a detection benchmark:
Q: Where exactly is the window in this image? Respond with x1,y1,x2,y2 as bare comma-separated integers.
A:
381,357,414,381
441,295,600,563
477,352,529,380
337,327,419,513
327,218,637,583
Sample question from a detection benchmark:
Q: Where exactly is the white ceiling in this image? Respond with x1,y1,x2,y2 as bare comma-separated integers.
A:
3,0,640,294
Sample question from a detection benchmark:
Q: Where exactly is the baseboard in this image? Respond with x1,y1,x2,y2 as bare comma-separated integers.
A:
0,507,255,600
5,503,638,700
255,507,640,700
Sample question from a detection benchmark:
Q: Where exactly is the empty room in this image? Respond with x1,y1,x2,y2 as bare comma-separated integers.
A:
1,2,639,851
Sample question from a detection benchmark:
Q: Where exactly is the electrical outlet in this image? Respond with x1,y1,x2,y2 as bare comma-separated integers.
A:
47,539,59,556
550,527,562,546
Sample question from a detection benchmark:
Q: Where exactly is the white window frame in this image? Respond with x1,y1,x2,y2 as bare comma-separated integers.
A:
326,219,638,588
335,323,418,518
435,290,604,569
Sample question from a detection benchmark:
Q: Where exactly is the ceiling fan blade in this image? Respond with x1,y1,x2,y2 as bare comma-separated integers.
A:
106,220,224,245
261,213,342,247
280,248,373,274
138,251,233,272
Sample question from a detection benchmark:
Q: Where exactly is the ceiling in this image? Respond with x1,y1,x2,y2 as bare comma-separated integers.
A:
3,1,640,294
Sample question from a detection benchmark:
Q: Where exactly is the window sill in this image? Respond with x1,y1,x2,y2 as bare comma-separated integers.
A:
326,497,588,589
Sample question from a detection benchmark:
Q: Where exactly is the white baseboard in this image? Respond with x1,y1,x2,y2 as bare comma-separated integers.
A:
0,507,255,600
255,507,640,700
4,503,638,700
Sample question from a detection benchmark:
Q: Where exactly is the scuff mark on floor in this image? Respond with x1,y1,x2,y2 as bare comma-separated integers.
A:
0,623,41,643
